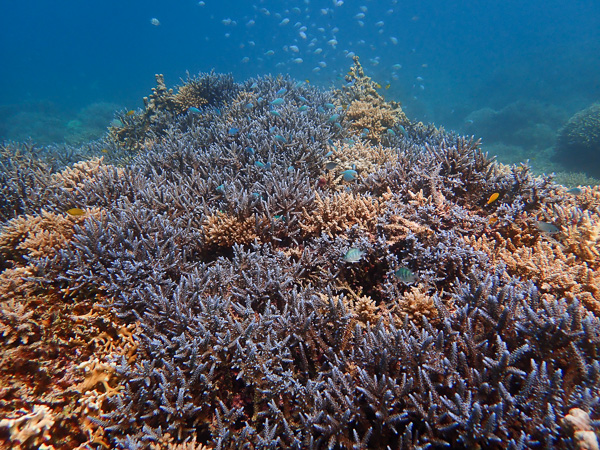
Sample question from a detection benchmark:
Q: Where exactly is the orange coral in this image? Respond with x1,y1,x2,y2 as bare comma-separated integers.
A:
202,212,258,248
466,234,600,316
299,191,380,237
51,157,107,191
325,140,398,187
393,284,439,323
336,57,408,143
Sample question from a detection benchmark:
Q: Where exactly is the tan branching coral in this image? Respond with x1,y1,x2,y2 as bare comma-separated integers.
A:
393,284,439,323
109,74,207,150
383,214,435,246
563,212,600,265
202,212,258,248
336,57,408,143
0,404,55,449
561,408,600,450
0,298,36,344
173,80,209,112
299,191,381,237
325,140,398,186
0,208,103,261
51,157,107,191
466,234,600,316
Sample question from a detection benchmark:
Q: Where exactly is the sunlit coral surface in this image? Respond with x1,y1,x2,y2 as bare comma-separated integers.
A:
1,61,599,449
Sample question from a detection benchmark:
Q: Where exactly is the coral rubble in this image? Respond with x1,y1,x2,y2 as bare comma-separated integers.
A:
1,61,599,448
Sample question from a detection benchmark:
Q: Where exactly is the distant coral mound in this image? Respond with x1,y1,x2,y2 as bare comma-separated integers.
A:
555,103,600,177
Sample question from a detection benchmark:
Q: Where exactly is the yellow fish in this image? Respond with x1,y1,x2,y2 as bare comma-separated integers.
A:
375,82,382,89
126,110,135,116
486,192,500,205
66,207,86,216
385,84,391,89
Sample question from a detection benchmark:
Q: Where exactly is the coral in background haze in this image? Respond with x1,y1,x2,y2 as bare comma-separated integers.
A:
555,103,600,177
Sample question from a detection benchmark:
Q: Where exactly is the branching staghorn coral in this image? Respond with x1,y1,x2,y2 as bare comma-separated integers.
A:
299,191,381,237
1,67,600,449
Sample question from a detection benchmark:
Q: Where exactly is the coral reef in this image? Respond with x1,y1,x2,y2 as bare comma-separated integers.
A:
555,103,600,177
1,65,600,448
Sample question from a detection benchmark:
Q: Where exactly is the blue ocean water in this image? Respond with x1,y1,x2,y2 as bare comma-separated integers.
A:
1,0,599,172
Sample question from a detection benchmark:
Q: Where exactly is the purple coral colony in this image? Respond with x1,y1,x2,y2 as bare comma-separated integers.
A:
1,59,600,449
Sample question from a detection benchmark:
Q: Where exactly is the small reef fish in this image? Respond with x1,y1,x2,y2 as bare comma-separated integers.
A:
341,169,358,181
325,161,337,170
126,110,135,116
270,98,285,105
150,18,160,26
344,248,364,263
535,221,560,234
327,114,340,123
486,192,500,205
386,128,396,136
228,127,239,136
66,207,86,216
187,107,201,114
270,110,282,117
276,88,287,96
274,134,287,143
244,103,254,109
298,105,309,112
394,267,417,283
566,187,582,195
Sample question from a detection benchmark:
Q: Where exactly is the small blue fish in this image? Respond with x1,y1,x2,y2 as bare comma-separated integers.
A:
298,105,309,111
270,110,282,117
245,147,255,155
298,96,308,103
271,98,285,105
386,128,396,136
325,161,337,170
398,125,408,137
274,134,287,143
257,96,264,103
334,122,342,130
324,103,336,109
287,166,295,172
341,169,358,181
250,82,258,89
187,107,201,114
324,151,333,157
394,267,417,283
255,161,265,168
216,184,225,192
567,187,582,195
276,87,287,96
294,80,305,88
318,106,326,113
228,127,239,136
245,103,254,109
344,248,364,263
328,114,340,123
